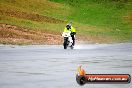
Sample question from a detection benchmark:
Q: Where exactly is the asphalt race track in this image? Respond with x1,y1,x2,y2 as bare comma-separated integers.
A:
0,43,132,88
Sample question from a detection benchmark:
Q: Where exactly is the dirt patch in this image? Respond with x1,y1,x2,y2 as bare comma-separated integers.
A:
0,23,121,45
123,14,132,24
0,8,65,23
0,23,119,45
0,23,63,45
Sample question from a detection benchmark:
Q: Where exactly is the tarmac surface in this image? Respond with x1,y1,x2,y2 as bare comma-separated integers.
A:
0,43,132,88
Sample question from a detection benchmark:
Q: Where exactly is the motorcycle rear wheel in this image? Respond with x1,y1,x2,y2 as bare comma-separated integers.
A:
64,43,67,49
70,45,74,49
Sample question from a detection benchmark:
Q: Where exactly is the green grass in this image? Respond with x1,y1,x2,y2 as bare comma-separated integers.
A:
0,0,69,32
50,0,132,42
50,0,132,30
0,0,132,43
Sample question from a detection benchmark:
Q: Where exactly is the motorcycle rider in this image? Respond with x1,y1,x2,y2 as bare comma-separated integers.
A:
64,24,76,46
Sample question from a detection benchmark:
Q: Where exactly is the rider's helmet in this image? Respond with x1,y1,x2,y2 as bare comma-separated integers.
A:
66,24,71,30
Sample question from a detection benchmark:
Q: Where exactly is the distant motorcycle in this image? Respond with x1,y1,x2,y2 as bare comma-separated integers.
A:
62,31,74,49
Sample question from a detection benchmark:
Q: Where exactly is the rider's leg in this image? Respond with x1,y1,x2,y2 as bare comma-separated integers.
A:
71,35,75,46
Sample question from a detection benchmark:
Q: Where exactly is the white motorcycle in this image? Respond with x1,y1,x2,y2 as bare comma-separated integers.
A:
62,31,74,49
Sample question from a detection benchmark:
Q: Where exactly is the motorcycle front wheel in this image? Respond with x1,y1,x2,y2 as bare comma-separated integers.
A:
63,37,68,49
